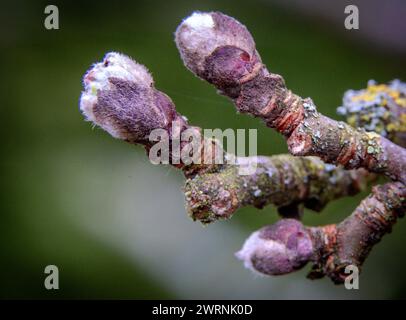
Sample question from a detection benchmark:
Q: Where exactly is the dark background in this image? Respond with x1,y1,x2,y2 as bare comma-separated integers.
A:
1,0,406,299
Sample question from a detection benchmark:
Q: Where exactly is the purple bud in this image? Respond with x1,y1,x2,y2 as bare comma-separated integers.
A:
236,219,314,276
80,52,181,143
175,12,259,83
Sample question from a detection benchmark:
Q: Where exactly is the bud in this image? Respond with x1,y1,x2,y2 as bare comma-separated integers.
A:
80,52,181,143
235,219,314,276
175,12,260,87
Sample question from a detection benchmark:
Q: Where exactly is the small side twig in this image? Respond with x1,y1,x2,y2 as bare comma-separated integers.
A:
236,182,405,283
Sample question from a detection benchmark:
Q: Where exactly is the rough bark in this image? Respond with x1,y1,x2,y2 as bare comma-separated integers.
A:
185,155,371,223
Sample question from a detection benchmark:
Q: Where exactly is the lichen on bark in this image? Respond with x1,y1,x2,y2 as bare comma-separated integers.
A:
338,80,406,147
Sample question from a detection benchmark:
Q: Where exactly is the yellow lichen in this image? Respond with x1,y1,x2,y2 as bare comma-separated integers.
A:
350,83,405,109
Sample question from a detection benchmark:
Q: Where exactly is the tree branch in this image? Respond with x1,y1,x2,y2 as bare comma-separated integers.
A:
186,155,371,223
79,13,406,284
175,12,406,183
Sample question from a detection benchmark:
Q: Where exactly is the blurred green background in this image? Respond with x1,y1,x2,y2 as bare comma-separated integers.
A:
1,0,406,299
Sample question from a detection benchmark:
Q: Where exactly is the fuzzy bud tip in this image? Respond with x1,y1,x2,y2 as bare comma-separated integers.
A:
236,219,314,276
175,11,258,81
80,52,179,143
